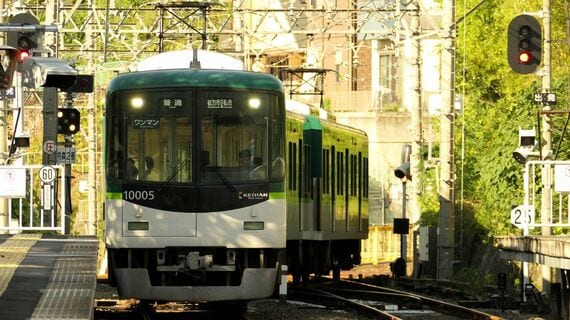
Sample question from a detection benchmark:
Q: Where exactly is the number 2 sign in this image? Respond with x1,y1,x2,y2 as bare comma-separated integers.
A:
511,204,536,229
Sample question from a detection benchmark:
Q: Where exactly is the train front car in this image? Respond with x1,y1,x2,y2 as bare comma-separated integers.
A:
104,67,287,304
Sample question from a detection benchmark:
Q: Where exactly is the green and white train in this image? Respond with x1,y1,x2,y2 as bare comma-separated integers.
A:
104,50,368,309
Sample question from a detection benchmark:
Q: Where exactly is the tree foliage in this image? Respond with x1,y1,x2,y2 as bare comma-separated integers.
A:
453,0,569,238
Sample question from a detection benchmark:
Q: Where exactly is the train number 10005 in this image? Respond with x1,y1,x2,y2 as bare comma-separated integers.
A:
123,190,156,201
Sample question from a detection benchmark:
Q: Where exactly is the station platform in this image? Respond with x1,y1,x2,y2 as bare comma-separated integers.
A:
498,235,570,269
0,234,98,320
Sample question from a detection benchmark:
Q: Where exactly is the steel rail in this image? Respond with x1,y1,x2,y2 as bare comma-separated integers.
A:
341,279,505,320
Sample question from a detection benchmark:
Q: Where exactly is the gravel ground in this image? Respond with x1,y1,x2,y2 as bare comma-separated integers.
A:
243,263,557,320
246,299,556,320
95,263,559,320
247,299,372,320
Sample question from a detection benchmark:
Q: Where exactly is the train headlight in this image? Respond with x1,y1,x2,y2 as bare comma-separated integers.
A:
131,97,144,109
248,97,260,109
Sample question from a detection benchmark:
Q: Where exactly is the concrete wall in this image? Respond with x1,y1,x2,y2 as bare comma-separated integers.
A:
335,111,412,226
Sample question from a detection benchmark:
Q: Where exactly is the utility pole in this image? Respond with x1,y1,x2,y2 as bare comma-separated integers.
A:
87,1,97,236
540,0,553,299
409,0,422,276
438,0,456,280
0,0,7,233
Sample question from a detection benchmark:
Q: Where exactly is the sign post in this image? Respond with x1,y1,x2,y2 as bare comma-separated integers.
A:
39,165,57,227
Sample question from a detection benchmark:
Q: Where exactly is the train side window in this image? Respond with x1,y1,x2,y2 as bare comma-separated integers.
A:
347,154,354,196
364,157,369,198
106,115,123,179
297,139,302,198
358,152,362,198
322,149,329,194
303,144,311,197
270,95,285,180
331,146,336,199
337,151,343,195
343,149,350,198
288,142,296,191
351,154,357,197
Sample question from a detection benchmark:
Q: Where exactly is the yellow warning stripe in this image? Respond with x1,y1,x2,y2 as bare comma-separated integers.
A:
0,234,41,297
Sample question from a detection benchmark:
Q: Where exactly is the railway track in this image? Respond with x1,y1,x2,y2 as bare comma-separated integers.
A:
288,279,505,320
93,278,506,319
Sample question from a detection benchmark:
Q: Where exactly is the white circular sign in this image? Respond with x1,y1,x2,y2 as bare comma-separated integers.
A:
39,166,56,183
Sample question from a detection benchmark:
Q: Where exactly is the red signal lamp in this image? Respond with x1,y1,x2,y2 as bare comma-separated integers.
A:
518,51,531,64
17,49,30,63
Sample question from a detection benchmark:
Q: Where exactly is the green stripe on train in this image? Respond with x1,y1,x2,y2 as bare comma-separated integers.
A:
269,192,286,199
107,192,122,200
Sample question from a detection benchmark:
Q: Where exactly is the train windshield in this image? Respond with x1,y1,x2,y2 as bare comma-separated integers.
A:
199,92,271,183
106,88,284,184
106,91,193,183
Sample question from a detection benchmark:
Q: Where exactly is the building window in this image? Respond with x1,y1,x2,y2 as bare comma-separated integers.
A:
379,54,394,97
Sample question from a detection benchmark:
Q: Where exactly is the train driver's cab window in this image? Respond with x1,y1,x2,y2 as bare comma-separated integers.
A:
115,91,192,183
199,92,270,183
125,117,191,182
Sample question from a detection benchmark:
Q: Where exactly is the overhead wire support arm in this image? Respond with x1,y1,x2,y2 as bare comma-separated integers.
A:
0,24,58,33
280,68,330,108
155,1,214,51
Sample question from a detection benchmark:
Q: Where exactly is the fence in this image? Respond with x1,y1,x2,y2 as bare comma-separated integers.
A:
0,165,66,234
520,161,570,233
361,225,412,264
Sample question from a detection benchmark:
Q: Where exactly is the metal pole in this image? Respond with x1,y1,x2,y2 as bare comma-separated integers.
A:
401,181,407,260
0,0,7,233
88,94,96,235
541,0,553,300
409,0,422,277
87,0,97,236
42,87,58,226
64,134,72,235
12,71,23,166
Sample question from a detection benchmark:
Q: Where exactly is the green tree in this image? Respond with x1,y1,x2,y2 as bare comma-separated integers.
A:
453,0,569,240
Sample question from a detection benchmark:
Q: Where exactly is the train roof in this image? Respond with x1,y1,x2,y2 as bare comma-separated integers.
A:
286,101,367,138
106,68,284,96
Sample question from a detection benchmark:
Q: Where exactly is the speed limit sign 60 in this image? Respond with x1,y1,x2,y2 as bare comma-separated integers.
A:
39,166,57,183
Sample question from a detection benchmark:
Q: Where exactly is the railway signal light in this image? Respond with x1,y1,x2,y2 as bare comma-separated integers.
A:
57,108,80,135
394,162,410,180
67,74,94,93
508,14,541,74
394,144,411,180
16,48,30,63
7,13,39,64
12,34,36,65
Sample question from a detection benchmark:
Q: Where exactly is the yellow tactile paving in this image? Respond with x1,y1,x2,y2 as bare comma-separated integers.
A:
0,234,41,296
